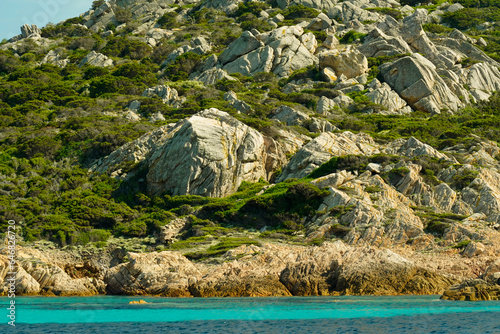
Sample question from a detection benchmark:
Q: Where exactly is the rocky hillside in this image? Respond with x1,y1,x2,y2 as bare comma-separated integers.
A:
1,0,500,296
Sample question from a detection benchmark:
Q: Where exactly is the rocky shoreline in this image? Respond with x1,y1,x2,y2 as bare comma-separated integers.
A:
1,242,498,299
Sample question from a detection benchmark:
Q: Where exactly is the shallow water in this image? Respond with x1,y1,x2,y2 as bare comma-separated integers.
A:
2,295,500,333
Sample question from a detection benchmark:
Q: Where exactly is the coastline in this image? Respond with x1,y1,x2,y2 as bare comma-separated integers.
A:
2,241,498,299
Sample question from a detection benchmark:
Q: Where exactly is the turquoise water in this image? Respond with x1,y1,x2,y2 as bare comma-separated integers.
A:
2,295,500,333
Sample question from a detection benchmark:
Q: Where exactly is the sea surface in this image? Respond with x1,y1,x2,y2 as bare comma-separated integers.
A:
2,295,500,333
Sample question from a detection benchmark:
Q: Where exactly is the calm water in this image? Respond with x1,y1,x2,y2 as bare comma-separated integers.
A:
2,295,500,333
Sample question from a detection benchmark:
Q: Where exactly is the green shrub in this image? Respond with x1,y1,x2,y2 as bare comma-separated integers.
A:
339,31,367,44
283,5,320,19
453,239,471,249
164,52,202,81
442,8,500,30
185,237,261,260
101,37,152,60
158,11,180,28
233,2,271,17
366,7,402,20
423,23,453,34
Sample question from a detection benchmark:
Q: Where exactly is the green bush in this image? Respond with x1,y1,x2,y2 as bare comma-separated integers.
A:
101,37,152,60
164,52,203,81
158,11,180,29
442,8,500,30
339,31,367,44
283,5,320,19
185,237,261,260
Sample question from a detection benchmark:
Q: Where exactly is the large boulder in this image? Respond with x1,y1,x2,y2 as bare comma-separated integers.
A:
466,63,500,101
89,124,177,178
142,85,183,107
359,28,412,58
219,31,263,65
79,51,113,67
20,24,41,38
319,46,368,79
223,46,275,76
335,248,457,295
40,50,70,68
220,26,317,77
365,83,412,115
146,108,280,197
105,251,200,296
380,54,463,114
277,131,379,181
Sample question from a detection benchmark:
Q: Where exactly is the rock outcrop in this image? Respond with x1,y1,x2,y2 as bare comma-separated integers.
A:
277,131,379,181
1,241,460,297
319,46,369,79
105,251,200,296
380,54,463,114
79,51,113,68
217,26,318,77
146,108,281,197
142,85,183,107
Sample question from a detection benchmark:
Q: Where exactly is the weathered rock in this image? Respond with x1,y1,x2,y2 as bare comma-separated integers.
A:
159,217,190,244
359,27,412,58
280,242,348,296
380,54,463,114
219,31,263,65
221,25,317,77
441,280,500,301
277,131,379,181
307,13,333,31
223,46,275,76
21,24,41,38
40,50,70,68
272,105,310,126
0,253,96,296
365,83,412,115
341,2,381,23
193,68,237,86
319,46,369,79
483,259,500,284
79,51,113,68
335,248,457,295
147,108,280,197
142,85,183,107
466,63,500,101
89,124,177,177
402,10,437,56
316,96,337,115
223,91,252,113
384,137,450,160
105,251,200,296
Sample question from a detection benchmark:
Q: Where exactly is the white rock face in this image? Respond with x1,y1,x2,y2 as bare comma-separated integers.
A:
466,63,500,101
359,27,412,58
105,251,201,296
142,85,183,107
146,108,280,197
319,47,369,79
316,96,337,114
219,26,318,77
89,124,178,177
277,131,380,181
193,68,237,86
365,83,412,115
40,50,70,68
21,24,41,38
272,105,310,126
384,137,451,161
79,51,113,67
380,54,462,114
